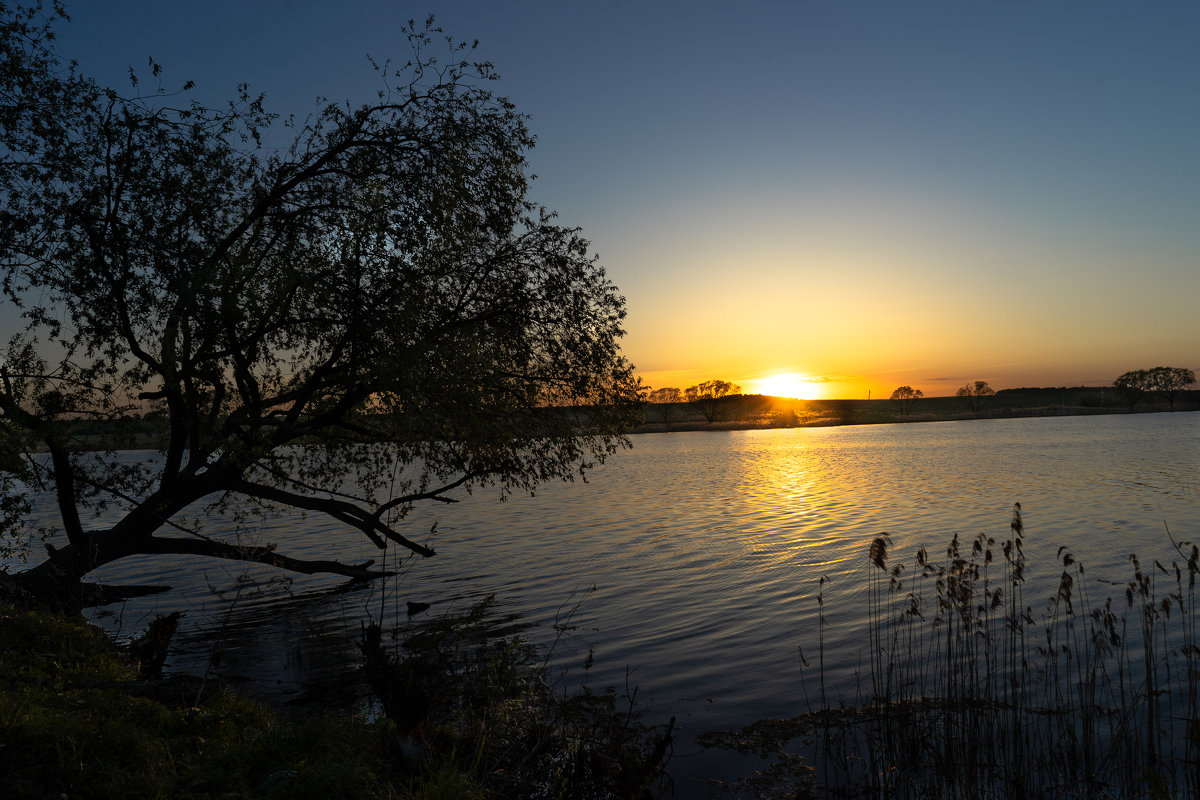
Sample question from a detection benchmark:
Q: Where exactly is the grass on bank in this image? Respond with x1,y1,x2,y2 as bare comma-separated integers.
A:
701,504,1200,799
1,596,672,800
0,602,407,800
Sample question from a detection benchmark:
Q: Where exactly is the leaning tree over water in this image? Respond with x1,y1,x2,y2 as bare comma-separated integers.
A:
0,3,641,605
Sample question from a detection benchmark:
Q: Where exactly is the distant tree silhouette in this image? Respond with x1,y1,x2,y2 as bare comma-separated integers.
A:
1115,367,1195,411
647,387,684,430
685,380,741,423
955,381,995,414
1114,369,1151,410
890,385,924,415
1147,366,1196,411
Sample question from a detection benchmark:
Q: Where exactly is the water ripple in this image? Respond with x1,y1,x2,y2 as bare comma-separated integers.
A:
22,411,1196,796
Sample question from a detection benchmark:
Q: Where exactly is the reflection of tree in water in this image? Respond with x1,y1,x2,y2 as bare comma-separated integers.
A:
154,569,518,711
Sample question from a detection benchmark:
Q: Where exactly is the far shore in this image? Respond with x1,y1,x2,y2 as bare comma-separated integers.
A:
633,387,1200,434
32,387,1200,452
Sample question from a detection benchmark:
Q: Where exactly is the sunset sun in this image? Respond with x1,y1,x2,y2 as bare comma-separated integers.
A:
752,373,824,400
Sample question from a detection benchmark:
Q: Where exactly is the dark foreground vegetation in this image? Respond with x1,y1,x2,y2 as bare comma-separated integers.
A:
0,597,673,799
700,505,1200,798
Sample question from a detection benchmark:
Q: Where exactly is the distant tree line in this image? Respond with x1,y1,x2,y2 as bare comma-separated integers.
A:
646,379,742,427
648,365,1196,430
890,381,996,416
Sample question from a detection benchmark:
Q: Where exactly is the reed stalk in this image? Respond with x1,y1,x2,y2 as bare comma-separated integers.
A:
789,503,1200,798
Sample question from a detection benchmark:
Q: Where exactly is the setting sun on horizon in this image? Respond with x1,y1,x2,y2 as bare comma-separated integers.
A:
55,2,1200,405
747,372,826,400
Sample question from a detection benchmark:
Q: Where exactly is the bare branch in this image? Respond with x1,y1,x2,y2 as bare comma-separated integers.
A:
143,535,394,579
228,477,436,557
377,472,474,516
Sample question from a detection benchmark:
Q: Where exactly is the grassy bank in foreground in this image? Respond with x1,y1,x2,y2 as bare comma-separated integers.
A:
0,598,672,800
0,602,414,800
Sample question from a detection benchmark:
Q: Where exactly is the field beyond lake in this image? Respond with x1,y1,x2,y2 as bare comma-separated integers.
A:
634,386,1200,433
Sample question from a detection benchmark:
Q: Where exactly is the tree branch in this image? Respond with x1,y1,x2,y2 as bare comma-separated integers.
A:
376,473,474,517
226,477,436,557
142,535,394,580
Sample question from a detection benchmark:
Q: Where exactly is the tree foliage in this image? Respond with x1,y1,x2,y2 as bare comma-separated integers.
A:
1146,366,1195,411
684,380,741,424
0,4,641,602
1114,366,1195,411
646,387,683,430
889,385,923,416
954,381,995,414
1114,370,1151,410
647,387,682,405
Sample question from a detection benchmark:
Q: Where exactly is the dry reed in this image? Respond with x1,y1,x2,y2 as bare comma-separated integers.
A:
800,503,1200,798
705,504,1200,799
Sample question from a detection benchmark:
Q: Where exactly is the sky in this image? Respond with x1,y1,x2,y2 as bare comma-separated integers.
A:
53,1,1200,400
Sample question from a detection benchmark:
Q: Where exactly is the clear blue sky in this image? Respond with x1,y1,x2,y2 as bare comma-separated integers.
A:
55,1,1200,397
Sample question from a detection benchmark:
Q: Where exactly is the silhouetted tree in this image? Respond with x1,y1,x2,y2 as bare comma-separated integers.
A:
685,380,741,423
955,381,995,414
0,6,641,605
646,387,683,430
1113,369,1152,410
1146,366,1196,411
890,385,923,415
1115,367,1195,411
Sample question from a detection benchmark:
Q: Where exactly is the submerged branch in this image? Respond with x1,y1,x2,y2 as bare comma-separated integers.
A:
142,535,394,580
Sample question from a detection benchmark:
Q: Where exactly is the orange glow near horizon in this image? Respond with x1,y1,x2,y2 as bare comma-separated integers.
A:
747,373,826,400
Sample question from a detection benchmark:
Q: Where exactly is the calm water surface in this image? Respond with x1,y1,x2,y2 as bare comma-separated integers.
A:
42,412,1200,794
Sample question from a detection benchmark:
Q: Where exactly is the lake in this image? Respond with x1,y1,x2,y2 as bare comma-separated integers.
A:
27,411,1200,795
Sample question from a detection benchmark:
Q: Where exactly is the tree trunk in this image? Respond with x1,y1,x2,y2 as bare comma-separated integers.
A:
3,516,393,610
0,531,171,610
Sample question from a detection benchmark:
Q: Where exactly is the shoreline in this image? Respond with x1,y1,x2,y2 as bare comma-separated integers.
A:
630,403,1196,435
32,396,1200,452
